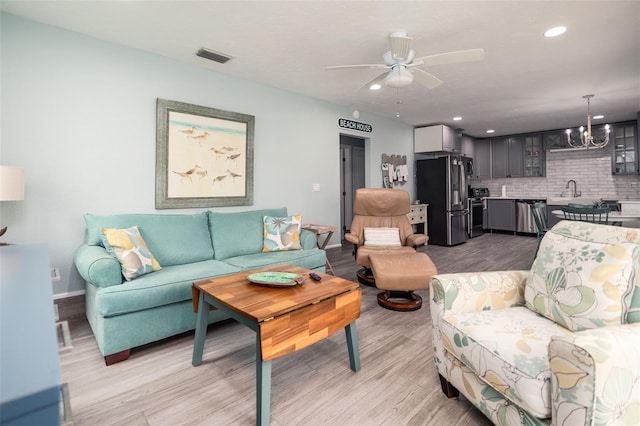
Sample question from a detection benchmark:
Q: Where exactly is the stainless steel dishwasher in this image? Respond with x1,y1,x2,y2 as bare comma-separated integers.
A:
516,200,542,234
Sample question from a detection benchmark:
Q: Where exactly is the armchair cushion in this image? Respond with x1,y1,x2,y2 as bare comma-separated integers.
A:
441,306,572,418
525,222,638,331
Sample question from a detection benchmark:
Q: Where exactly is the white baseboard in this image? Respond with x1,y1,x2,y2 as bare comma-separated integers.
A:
325,243,343,250
53,290,85,300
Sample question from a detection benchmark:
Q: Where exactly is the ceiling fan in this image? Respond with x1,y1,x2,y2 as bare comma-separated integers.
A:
325,31,485,90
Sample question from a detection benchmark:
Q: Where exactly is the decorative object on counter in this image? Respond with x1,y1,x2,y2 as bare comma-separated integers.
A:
0,166,25,245
381,153,408,188
564,94,609,149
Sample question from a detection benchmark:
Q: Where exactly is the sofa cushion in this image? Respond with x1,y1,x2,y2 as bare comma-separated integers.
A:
84,213,213,267
93,260,241,317
209,208,287,260
223,247,326,272
441,306,572,418
102,226,162,280
525,221,639,331
262,214,302,252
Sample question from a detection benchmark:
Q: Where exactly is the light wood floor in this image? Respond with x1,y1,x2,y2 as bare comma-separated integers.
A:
60,232,537,425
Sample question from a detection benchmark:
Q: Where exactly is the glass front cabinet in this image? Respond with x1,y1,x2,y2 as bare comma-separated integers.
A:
611,121,637,175
524,134,544,176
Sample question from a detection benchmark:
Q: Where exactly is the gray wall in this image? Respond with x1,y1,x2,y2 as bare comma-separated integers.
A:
0,13,416,296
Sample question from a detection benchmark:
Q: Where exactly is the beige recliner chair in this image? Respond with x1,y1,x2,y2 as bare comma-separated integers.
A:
344,188,437,311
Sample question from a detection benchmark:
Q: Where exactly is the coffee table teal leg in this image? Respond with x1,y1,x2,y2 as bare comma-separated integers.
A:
256,338,272,426
345,322,361,372
192,291,208,366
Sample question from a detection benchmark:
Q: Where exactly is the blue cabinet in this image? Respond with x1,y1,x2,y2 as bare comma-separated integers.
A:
1,244,60,426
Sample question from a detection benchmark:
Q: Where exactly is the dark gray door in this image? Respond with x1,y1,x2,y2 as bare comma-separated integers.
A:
340,135,365,239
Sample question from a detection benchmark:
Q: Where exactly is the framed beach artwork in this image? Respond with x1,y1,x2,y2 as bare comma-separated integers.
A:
155,98,254,208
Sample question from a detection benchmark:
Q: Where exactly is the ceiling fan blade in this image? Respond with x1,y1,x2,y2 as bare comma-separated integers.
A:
413,48,485,67
389,32,413,61
411,68,443,89
357,71,389,91
325,63,387,70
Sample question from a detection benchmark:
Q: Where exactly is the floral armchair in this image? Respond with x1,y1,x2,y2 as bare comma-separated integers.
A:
430,220,640,425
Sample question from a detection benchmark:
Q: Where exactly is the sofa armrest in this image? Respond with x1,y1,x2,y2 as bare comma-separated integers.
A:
74,245,123,288
300,229,317,250
406,233,428,247
549,323,640,425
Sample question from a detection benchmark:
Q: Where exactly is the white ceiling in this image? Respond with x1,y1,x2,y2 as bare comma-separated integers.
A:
2,1,639,137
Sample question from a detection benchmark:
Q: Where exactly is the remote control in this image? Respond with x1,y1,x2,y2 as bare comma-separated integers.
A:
309,273,322,281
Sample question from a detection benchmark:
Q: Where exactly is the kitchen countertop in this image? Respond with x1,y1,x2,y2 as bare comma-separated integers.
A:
483,196,545,200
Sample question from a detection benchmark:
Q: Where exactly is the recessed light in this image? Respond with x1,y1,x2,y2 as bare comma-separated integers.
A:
486,129,495,134
453,116,462,121
544,26,567,38
593,115,604,120
370,84,381,91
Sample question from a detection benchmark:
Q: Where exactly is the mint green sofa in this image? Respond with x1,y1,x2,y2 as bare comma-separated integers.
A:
74,208,327,365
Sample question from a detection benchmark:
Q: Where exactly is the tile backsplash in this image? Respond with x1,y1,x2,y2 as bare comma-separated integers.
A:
472,149,640,200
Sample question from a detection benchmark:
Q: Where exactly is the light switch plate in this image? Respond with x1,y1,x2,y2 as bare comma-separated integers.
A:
51,267,61,282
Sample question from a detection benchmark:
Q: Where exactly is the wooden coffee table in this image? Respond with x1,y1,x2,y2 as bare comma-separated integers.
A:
191,264,361,426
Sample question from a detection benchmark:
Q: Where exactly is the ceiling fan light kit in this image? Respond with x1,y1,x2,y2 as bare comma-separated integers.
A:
326,30,485,116
384,67,414,88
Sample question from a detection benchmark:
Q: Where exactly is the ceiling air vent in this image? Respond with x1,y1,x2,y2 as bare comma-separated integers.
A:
196,48,233,64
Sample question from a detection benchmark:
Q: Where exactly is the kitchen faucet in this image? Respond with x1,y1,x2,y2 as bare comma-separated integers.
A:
566,179,581,198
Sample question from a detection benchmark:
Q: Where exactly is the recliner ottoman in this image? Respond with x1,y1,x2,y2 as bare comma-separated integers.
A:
369,252,437,311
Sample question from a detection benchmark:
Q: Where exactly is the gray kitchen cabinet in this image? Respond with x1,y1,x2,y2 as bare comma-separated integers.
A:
611,121,637,174
487,199,516,232
543,130,568,150
474,139,491,179
414,124,460,153
491,137,524,178
461,134,475,158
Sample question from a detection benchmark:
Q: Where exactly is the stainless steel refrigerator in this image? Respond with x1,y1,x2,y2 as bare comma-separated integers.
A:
416,156,469,246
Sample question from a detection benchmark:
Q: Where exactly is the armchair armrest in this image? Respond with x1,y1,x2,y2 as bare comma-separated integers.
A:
430,270,528,315
406,233,428,247
74,244,123,288
344,232,359,246
549,323,640,425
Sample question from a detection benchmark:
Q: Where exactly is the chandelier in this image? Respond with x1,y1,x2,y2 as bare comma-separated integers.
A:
565,94,609,149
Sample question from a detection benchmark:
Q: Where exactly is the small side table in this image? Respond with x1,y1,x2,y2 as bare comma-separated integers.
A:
301,224,338,275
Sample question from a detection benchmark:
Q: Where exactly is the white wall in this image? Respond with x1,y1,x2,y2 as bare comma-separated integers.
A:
473,150,640,200
0,13,415,295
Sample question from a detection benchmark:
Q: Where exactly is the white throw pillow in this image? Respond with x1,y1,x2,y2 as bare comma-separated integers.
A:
364,227,401,247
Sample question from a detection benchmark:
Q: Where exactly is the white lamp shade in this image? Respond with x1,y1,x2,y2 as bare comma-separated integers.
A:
0,166,25,201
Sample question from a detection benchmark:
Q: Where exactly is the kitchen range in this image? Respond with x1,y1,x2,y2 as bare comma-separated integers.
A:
468,187,489,238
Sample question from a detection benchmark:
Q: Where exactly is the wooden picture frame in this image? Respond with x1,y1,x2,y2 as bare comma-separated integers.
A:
155,98,254,208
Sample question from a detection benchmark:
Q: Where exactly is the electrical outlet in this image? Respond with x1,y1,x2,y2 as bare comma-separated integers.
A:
51,267,61,282
313,183,320,192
